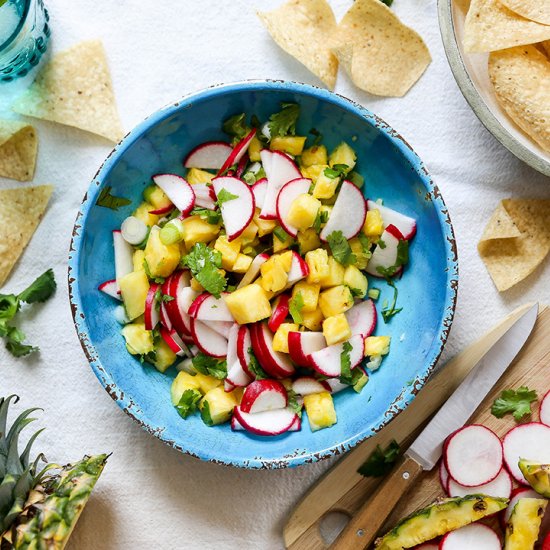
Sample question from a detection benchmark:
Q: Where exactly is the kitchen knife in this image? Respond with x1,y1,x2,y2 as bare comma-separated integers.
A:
329,302,539,550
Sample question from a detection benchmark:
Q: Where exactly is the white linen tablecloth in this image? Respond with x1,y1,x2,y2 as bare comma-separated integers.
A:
1,1,549,548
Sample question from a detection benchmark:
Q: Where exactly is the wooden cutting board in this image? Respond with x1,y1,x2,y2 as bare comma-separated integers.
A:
284,304,548,549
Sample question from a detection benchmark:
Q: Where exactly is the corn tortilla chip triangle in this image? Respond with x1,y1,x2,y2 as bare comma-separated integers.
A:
464,0,550,53
499,0,550,25
489,45,550,153
0,119,37,182
12,40,123,143
480,202,522,241
478,199,550,291
258,0,338,89
331,0,431,97
0,185,53,287
542,41,550,58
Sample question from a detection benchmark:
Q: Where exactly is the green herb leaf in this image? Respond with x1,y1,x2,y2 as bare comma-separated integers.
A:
192,352,227,379
339,341,353,385
357,233,371,254
380,0,393,6
17,269,56,303
222,113,249,140
96,186,132,211
175,389,202,419
190,207,222,225
287,389,303,417
183,243,227,298
380,279,402,323
200,400,214,426
216,188,239,207
289,293,304,324
312,209,329,233
491,387,538,421
142,259,165,285
268,103,300,137
247,347,269,380
327,231,356,266
324,164,348,179
273,226,291,243
358,440,401,477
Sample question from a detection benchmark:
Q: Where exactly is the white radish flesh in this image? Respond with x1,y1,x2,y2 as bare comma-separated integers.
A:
447,468,512,499
113,230,134,289
152,174,195,215
345,300,377,338
309,334,364,378
440,523,500,550
184,141,232,169
292,377,330,396
365,225,405,277
237,253,269,289
233,406,297,436
276,178,312,237
98,279,121,300
189,318,228,358
540,390,550,427
366,199,417,240
252,178,268,209
121,216,148,245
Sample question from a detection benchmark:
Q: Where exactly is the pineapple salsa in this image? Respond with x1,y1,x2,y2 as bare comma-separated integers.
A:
98,103,417,436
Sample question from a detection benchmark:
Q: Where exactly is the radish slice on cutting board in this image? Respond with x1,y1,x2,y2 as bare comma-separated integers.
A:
540,390,550,427
184,141,232,170
444,424,503,487
439,460,450,495
502,422,550,483
447,468,512,499
440,523,500,550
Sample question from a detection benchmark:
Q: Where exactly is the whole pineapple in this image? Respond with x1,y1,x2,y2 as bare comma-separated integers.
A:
0,396,108,549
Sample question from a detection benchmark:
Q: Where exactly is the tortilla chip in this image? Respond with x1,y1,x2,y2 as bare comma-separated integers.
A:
464,0,550,53
489,45,550,153
258,0,338,89
12,40,123,143
542,41,550,58
0,120,37,182
331,0,431,97
0,185,53,287
499,0,550,25
478,199,550,291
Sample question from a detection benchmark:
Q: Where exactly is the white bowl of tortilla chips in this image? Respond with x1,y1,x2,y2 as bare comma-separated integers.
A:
438,0,550,176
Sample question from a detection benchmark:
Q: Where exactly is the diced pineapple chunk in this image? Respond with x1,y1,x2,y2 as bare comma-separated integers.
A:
364,208,384,238
153,338,177,373
349,237,370,270
119,270,150,320
323,314,351,346
200,387,239,426
239,220,258,245
273,323,299,353
132,249,146,272
300,164,328,181
186,167,215,185
287,193,321,232
214,235,241,270
193,373,222,394
260,255,289,293
306,248,330,283
273,228,294,253
320,256,345,288
248,135,263,161
313,171,339,199
329,142,356,172
121,323,153,355
190,277,205,292
233,253,253,273
144,226,181,278
319,285,354,317
223,284,272,324
132,202,160,227
292,281,320,312
253,209,277,237
364,336,391,356
301,307,324,331
304,392,337,431
344,265,368,298
181,215,221,248
270,135,307,156
278,251,293,272
301,145,328,167
144,184,172,209
297,228,321,254
253,278,276,300
171,371,202,406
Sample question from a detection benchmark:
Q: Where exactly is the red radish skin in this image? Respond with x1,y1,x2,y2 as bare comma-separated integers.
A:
225,380,236,393
447,468,512,499
544,533,550,550
502,422,550,483
439,459,450,495
148,204,174,215
250,322,295,379
152,174,195,216
232,409,301,433
113,230,134,290
240,379,288,413
236,153,249,178
144,283,160,330
319,180,366,241
288,331,326,367
276,178,313,237
444,424,503,487
252,178,268,210
308,335,364,378
189,318,228,358
189,292,235,322
268,294,290,333
159,326,189,356
218,129,256,175
236,325,254,377
345,300,377,338
285,251,309,287
191,183,217,210
237,252,270,289
366,225,406,278
163,271,193,336
159,302,172,330
98,279,121,300
540,390,550,427
292,376,331,396
184,141,232,169
440,523,500,550
226,360,252,388
366,199,417,240
233,406,297,436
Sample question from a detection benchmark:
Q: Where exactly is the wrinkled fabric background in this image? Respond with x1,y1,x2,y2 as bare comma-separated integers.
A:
1,1,549,548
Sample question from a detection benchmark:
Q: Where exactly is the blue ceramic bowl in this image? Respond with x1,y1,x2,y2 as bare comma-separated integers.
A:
69,81,458,469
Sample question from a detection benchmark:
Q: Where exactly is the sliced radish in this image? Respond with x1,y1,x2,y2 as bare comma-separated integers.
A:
235,153,249,178
502,423,550,483
309,334,364,377
504,487,541,525
189,292,235,322
286,251,309,287
226,323,240,367
444,425,503,487
184,141,232,170
540,390,550,427
268,294,290,333
162,271,193,336
324,377,350,394
159,325,189,356
148,204,174,215
189,318,228,358
288,331,326,368
440,523,500,550
250,322,295,379
292,376,331,396
159,302,172,330
226,360,252,388
208,320,233,339
320,180,366,241
439,459,450,495
113,230,133,289
212,176,255,241
98,279,121,300
241,380,288,413
218,129,256,175
144,283,160,330
152,174,195,216
345,300,377,338
366,200,417,240
232,410,301,432
366,225,406,277
190,183,216,210
233,406,297,436
276,178,313,237
224,379,236,393
237,253,270,289
121,216,148,245
236,326,254,377
447,468,512,499
252,178,268,209
259,150,301,220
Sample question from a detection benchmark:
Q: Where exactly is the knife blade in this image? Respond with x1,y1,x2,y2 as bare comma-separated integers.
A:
330,302,539,550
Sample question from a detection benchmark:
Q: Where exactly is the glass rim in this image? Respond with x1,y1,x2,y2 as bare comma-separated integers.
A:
0,0,32,53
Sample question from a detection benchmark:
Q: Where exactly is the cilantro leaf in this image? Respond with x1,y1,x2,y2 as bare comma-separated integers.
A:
324,164,348,179
289,293,304,324
216,188,239,207
175,389,202,419
96,186,132,211
491,387,538,421
18,269,56,303
183,243,227,298
357,233,371,255
287,389,303,417
380,279,402,323
268,103,300,138
327,231,356,266
190,207,221,225
223,113,249,140
358,440,401,477
200,400,214,426
312,209,329,233
192,352,227,379
339,341,353,385
247,347,268,380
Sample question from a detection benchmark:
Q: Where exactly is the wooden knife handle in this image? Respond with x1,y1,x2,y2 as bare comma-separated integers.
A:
329,455,423,550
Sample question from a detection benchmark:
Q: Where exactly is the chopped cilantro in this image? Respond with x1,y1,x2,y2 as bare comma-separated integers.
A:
357,440,401,477
327,231,356,266
175,389,201,419
491,387,538,421
378,239,387,249
190,207,222,225
380,279,402,323
200,400,214,426
289,293,304,324
183,243,227,298
216,188,239,207
349,287,364,298
142,259,165,284
357,233,371,254
95,186,132,211
222,113,249,140
268,103,300,137
192,352,227,379
324,164,348,179
312,209,329,233
287,389,303,417
273,226,291,243
247,347,268,380
339,341,353,385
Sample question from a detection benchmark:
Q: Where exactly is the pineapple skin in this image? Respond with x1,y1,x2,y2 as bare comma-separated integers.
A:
518,460,550,498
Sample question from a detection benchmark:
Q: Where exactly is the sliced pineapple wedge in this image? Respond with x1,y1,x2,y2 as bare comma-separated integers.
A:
505,497,547,550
